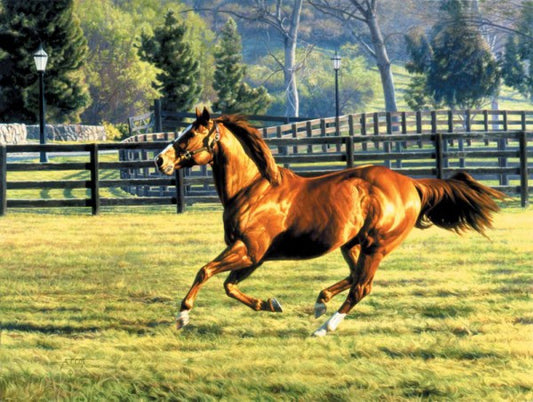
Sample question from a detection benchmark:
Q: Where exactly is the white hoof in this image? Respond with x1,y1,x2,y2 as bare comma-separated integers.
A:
313,326,328,337
314,302,327,318
312,312,346,337
176,310,190,330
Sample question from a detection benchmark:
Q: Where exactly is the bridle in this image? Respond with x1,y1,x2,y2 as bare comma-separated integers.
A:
174,121,220,161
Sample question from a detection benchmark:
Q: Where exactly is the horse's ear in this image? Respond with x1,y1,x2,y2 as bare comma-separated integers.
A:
196,107,210,126
201,107,210,124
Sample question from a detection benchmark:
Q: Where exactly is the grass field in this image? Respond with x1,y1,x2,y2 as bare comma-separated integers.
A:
0,206,532,401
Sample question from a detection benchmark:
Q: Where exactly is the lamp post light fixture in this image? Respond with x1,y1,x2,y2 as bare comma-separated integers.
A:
34,43,48,163
331,51,341,121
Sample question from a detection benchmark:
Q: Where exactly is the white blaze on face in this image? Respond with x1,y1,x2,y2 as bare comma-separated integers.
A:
156,124,194,173
177,124,193,140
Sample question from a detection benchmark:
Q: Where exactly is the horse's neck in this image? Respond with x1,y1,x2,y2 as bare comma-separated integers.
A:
212,129,262,204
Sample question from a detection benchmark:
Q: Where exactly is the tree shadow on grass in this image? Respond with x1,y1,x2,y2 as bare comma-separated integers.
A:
1,318,173,336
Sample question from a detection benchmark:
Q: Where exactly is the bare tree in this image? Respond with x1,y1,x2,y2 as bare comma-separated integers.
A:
187,0,305,117
309,0,398,112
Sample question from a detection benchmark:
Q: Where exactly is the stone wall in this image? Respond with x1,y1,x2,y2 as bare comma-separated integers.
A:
27,125,107,142
0,124,106,144
0,124,27,145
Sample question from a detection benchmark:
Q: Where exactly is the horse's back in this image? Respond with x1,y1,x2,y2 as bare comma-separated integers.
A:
292,165,417,200
296,165,422,237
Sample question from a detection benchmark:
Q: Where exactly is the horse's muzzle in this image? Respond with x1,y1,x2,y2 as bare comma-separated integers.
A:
154,155,174,175
155,155,164,169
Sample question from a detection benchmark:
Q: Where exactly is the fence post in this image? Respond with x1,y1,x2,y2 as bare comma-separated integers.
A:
384,112,392,169
360,113,367,151
348,114,355,137
373,113,380,152
306,121,313,154
175,169,186,213
154,99,162,132
320,119,327,152
519,131,529,208
0,145,6,216
90,144,100,215
346,137,354,168
348,115,355,153
498,136,508,186
335,116,341,152
291,123,298,154
503,110,508,131
416,111,422,133
434,133,444,180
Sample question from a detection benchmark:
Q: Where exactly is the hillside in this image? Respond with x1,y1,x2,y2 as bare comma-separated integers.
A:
364,65,532,113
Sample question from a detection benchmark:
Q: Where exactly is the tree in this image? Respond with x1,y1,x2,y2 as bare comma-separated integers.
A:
213,18,271,114
191,0,305,117
0,0,90,123
77,0,161,124
501,1,533,101
405,0,501,110
138,10,201,113
309,0,398,112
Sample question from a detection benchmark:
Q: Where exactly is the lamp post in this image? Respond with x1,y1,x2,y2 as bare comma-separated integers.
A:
34,44,48,163
331,51,341,120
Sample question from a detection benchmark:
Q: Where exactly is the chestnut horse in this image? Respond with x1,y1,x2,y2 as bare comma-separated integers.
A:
155,108,505,336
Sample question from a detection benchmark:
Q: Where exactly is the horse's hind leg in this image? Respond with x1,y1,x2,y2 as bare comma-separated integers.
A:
314,249,383,337
314,245,360,318
224,267,283,312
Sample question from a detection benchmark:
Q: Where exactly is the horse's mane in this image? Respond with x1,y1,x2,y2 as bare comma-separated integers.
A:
216,114,281,186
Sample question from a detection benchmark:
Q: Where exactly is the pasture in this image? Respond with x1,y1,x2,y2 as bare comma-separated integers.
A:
0,206,532,400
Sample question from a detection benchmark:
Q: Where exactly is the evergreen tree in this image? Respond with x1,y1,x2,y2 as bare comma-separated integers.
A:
502,36,528,96
138,10,201,113
0,0,90,123
78,0,161,124
212,18,270,115
501,1,532,101
405,0,500,110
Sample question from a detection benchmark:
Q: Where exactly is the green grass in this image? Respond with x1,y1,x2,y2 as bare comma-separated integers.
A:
0,207,532,400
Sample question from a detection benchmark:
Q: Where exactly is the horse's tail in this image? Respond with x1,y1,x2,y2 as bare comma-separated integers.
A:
413,172,506,236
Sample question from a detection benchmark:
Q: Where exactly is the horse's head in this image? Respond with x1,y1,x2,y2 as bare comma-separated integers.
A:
155,107,220,175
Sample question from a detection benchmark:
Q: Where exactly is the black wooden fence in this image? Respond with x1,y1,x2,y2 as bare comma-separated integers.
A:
128,99,312,135
1,129,531,216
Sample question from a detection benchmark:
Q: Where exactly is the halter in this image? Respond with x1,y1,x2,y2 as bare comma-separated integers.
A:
175,121,220,161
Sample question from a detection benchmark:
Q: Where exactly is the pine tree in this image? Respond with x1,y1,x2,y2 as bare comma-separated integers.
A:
0,0,90,123
138,10,201,113
501,1,532,101
213,18,270,115
502,37,528,95
405,0,500,110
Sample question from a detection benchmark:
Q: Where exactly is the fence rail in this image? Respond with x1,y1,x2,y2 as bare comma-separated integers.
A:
128,99,312,135
260,110,532,139
1,128,531,216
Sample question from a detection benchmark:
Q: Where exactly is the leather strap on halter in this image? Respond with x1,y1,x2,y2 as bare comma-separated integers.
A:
177,121,220,161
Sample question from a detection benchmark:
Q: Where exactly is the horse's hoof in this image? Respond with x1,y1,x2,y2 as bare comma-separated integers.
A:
270,298,283,313
312,324,328,337
176,310,190,330
312,312,347,337
314,302,327,318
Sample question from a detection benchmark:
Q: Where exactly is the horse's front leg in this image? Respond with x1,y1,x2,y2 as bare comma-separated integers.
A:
224,267,283,312
177,240,254,330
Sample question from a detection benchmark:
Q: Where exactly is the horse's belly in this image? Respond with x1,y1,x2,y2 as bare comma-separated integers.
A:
264,231,337,260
